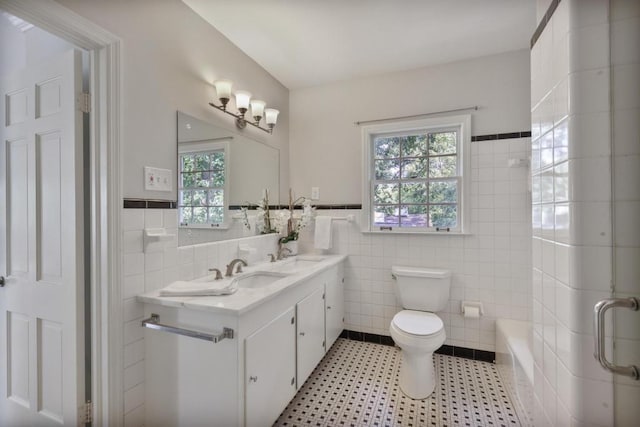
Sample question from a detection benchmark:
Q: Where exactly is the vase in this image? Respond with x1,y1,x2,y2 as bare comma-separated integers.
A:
283,240,298,256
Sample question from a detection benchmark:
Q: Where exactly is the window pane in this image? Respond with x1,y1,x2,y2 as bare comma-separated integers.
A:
373,205,399,226
194,171,210,187
192,207,207,224
208,189,224,206
428,181,457,203
208,207,224,223
194,153,209,170
211,170,225,187
429,205,457,228
211,152,224,169
374,137,400,158
375,159,400,180
429,155,457,177
179,207,192,224
374,183,399,204
181,172,195,188
181,155,195,173
192,190,207,206
179,190,192,206
399,205,428,227
400,158,427,179
400,182,427,204
428,132,456,155
400,134,426,157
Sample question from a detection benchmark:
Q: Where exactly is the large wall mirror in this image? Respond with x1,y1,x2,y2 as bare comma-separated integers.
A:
177,111,280,245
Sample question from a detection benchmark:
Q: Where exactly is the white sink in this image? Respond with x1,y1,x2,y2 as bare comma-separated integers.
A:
272,256,326,273
232,271,289,289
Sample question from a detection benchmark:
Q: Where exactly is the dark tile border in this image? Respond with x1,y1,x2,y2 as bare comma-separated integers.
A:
229,204,363,211
123,198,176,209
531,0,561,48
471,130,532,142
341,329,496,363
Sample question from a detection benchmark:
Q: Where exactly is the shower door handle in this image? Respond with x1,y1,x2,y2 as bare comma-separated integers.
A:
593,297,639,380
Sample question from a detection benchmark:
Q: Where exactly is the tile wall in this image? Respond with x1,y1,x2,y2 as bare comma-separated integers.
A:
530,0,640,425
298,136,532,353
120,208,279,426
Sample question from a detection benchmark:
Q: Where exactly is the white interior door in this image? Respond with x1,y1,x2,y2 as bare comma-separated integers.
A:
0,49,84,426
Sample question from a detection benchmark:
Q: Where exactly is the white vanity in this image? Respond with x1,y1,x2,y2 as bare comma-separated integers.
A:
137,254,346,427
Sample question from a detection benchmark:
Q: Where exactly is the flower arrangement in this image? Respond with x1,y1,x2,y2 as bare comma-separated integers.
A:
240,189,277,235
274,189,314,244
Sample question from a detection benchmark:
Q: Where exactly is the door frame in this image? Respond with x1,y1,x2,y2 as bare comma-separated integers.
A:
0,0,123,425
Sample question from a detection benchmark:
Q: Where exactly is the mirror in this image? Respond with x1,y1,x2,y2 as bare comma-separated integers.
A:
177,111,280,245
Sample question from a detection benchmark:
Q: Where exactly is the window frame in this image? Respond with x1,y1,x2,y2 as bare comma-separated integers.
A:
177,139,230,229
361,115,471,234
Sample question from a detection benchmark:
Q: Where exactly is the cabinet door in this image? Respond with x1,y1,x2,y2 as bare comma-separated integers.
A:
296,287,326,387
325,264,344,349
245,307,296,427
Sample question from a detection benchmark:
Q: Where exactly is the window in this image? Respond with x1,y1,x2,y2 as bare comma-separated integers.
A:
361,115,470,233
178,141,229,227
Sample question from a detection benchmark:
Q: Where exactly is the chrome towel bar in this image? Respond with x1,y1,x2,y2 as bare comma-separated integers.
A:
593,297,639,380
141,313,234,343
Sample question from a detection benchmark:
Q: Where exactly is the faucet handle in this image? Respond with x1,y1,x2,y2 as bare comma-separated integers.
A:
208,268,223,280
268,253,276,262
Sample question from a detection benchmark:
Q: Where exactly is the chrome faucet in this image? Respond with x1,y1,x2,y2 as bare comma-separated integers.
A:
277,244,292,260
208,268,223,280
225,258,248,277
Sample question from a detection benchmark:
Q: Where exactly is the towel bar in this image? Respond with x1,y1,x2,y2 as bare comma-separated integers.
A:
141,313,234,343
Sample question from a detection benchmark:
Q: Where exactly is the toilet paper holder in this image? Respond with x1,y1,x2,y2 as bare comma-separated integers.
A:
461,301,484,316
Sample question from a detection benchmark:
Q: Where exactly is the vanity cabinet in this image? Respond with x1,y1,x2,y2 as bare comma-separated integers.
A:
245,307,297,427
140,256,346,427
296,286,326,387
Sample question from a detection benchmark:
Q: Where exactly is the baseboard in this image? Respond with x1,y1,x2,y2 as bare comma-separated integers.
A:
339,329,496,363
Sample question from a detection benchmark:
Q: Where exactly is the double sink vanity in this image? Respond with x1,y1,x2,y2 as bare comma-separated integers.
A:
137,254,346,427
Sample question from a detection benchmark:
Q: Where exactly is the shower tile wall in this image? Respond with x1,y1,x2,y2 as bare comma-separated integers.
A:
530,0,640,424
298,136,532,353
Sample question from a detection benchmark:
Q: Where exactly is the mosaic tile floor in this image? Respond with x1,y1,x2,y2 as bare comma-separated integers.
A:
274,338,521,427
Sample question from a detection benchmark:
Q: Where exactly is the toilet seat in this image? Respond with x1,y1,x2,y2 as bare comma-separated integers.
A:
392,310,443,337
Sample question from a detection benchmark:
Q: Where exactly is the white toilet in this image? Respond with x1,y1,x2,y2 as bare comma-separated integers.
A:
389,265,451,399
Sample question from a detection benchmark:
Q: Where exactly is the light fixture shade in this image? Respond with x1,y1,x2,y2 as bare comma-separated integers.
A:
265,108,279,125
251,100,266,120
234,90,252,111
213,79,233,101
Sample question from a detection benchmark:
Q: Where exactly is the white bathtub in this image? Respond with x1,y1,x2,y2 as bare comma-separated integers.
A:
496,319,534,426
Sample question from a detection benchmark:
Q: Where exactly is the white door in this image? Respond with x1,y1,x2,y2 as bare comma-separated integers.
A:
245,307,296,427
0,49,85,426
296,286,326,387
325,265,344,349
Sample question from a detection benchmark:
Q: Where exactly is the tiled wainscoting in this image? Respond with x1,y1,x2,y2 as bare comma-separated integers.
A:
298,136,532,353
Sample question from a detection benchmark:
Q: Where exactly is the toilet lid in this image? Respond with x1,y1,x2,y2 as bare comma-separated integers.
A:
392,311,443,336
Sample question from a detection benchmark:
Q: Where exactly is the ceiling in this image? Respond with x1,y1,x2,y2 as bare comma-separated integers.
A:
183,1,536,90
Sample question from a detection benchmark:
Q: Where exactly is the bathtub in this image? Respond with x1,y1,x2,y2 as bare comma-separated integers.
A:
495,319,534,426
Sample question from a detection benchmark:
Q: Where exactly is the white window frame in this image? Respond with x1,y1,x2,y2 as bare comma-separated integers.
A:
178,139,230,228
361,114,471,234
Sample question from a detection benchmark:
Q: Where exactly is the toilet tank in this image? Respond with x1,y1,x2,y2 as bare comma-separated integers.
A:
391,266,451,312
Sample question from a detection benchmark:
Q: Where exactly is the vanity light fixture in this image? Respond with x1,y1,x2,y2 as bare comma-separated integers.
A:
210,79,279,134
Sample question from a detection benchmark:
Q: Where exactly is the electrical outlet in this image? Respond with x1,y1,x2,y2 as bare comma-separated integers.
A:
311,187,320,200
144,167,172,192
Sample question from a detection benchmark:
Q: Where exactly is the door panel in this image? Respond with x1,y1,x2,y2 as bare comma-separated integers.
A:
296,286,325,387
0,49,84,426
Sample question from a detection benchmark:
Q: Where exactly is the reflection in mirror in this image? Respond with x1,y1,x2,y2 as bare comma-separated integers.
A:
177,111,279,245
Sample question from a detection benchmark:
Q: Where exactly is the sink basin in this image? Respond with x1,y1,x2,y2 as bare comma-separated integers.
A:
272,256,325,273
232,271,289,289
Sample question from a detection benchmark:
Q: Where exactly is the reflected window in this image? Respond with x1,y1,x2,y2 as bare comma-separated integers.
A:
178,142,228,227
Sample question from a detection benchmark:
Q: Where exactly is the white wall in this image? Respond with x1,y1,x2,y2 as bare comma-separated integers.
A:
58,0,290,201
530,0,640,425
291,50,533,352
289,49,531,204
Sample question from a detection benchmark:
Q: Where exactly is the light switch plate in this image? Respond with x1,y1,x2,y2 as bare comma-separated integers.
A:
311,187,320,200
144,167,172,192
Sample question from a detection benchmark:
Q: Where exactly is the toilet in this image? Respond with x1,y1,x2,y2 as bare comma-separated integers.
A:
389,265,451,399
